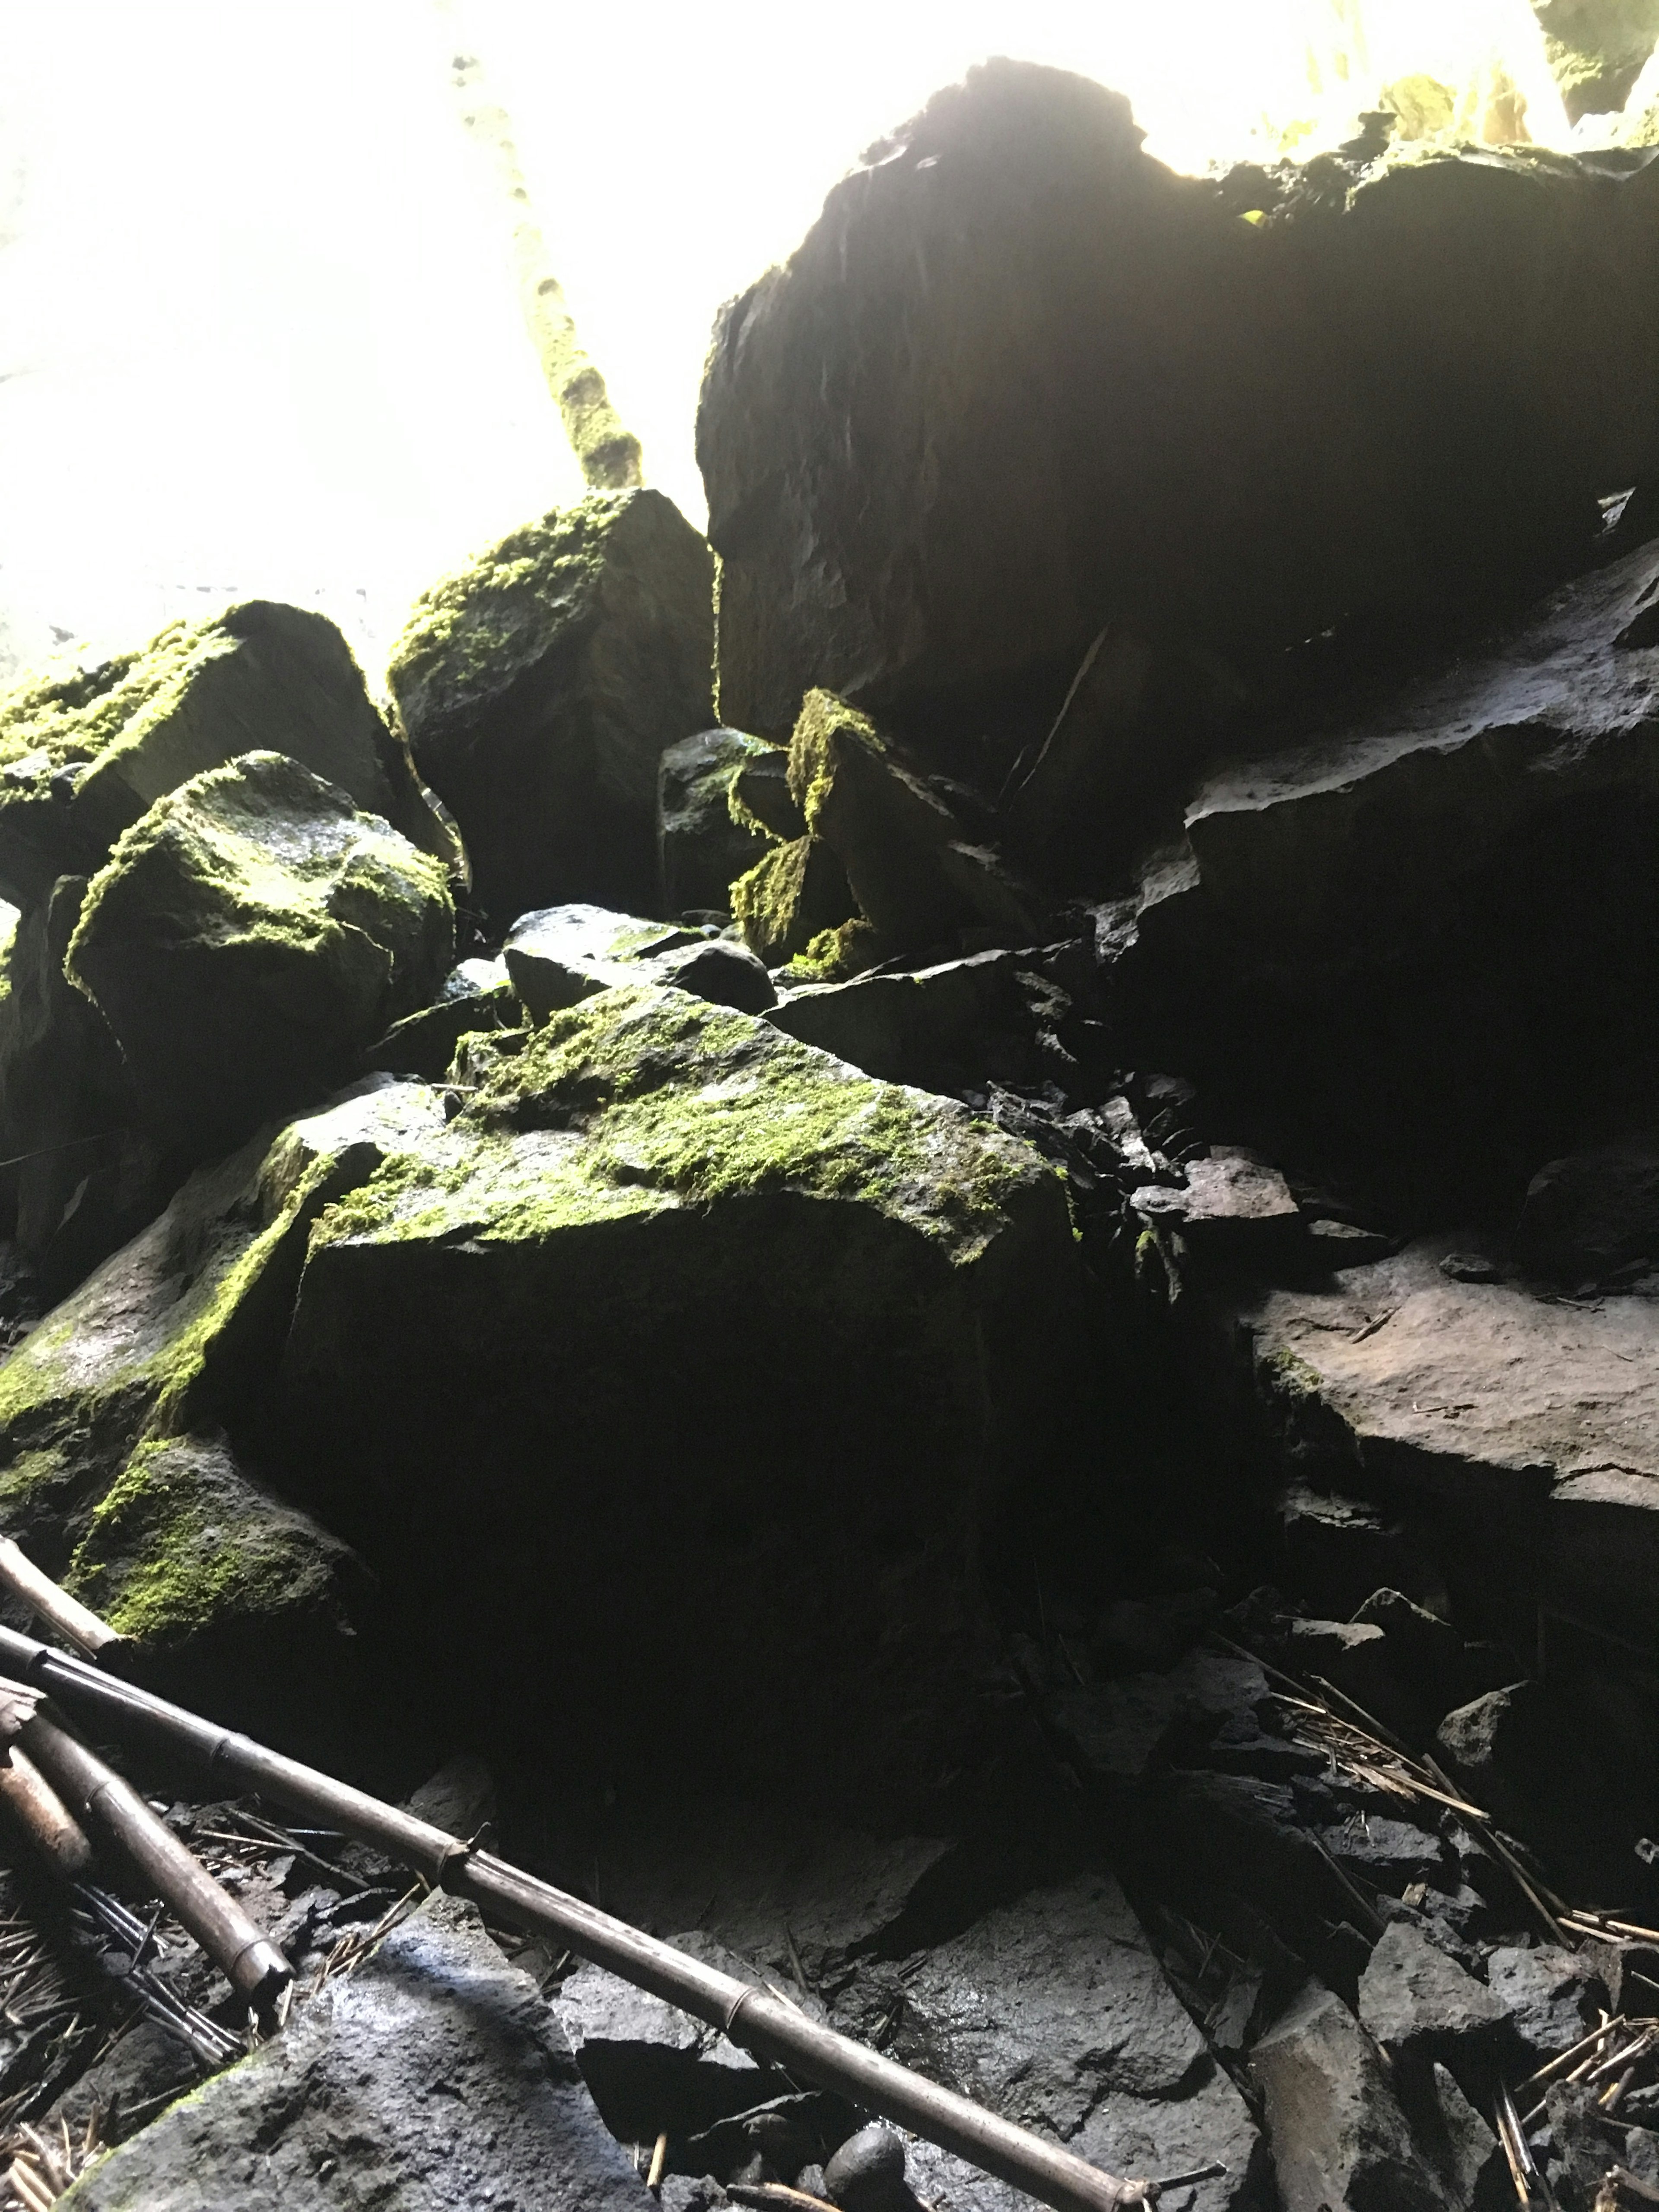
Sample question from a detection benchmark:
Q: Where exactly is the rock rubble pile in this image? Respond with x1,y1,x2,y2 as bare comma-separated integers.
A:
0,50,1654,2212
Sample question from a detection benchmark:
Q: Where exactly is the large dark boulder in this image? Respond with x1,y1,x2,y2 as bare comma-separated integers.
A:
1109,531,1659,1214
699,57,1659,761
67,751,454,1152
280,984,1084,1793
0,600,442,907
388,489,714,927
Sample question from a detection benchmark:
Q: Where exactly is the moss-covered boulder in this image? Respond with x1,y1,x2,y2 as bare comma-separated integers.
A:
1533,0,1659,119
281,986,1083,1796
0,600,442,909
730,834,856,966
388,490,715,928
362,957,519,1082
66,751,454,1152
0,877,159,1287
0,1077,445,1704
657,726,774,914
785,691,1050,958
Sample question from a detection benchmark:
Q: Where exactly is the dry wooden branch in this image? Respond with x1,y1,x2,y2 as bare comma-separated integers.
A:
0,1624,1157,2212
16,1707,289,2009
0,1544,123,1663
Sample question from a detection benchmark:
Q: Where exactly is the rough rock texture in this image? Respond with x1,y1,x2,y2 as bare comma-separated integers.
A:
280,984,1082,1789
1515,1143,1659,1279
388,490,714,926
1236,1233,1659,1653
767,949,1065,1091
658,726,774,913
505,903,774,1018
362,956,518,1081
588,1799,957,1990
67,751,454,1151
61,1894,656,2212
1114,536,1659,1207
699,57,1659,750
837,1875,1259,2210
554,1942,789,2142
1252,1981,1457,2212
0,600,439,907
0,876,153,1286
0,1077,443,1700
731,835,857,967
1356,1921,1508,2066
1485,1944,1606,2065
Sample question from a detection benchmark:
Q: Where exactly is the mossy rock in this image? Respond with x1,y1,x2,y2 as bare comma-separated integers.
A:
0,601,443,908
730,835,855,965
362,957,520,1082
657,726,774,914
0,1077,444,1691
67,751,454,1152
388,490,714,928
281,986,1084,1795
786,692,1049,958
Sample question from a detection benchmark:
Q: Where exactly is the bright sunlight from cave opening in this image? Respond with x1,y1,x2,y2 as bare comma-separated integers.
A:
0,0,1631,685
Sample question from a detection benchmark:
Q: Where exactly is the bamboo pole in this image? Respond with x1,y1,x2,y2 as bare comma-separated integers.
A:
0,1625,1155,2211
17,1707,290,2009
0,1747,92,1878
0,1540,124,1662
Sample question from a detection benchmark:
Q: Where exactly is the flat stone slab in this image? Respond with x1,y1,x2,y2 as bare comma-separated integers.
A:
1238,1233,1659,1643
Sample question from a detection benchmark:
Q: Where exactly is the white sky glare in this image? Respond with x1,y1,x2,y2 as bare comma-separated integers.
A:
0,0,1579,683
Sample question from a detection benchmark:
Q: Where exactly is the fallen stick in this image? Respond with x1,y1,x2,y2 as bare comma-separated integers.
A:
0,1541,124,1663
16,1707,290,2010
0,1748,92,1879
0,1624,1156,2211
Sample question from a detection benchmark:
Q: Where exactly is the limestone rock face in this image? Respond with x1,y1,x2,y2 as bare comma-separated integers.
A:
388,489,714,926
281,985,1081,1790
0,1077,444,1699
60,1894,655,2212
67,751,454,1151
699,57,1659,751
0,600,439,907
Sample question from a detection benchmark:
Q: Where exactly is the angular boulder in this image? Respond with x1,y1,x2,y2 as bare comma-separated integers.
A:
281,985,1083,1792
67,751,454,1151
1113,534,1659,1208
1252,1981,1457,2212
1235,1234,1659,1658
731,834,857,966
1356,1921,1508,2071
61,1894,656,2212
767,949,1054,1091
388,489,714,926
0,599,440,907
0,1077,445,1703
700,57,1659,747
504,902,774,1017
841,1875,1260,2209
785,692,1047,960
658,726,774,913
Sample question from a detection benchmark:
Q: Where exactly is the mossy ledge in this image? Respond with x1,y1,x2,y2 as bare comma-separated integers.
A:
311,985,1063,1268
